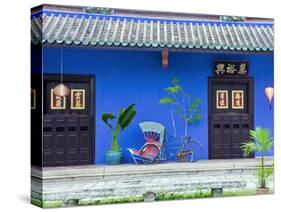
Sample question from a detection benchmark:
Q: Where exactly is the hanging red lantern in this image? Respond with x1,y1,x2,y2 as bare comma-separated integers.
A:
265,87,274,110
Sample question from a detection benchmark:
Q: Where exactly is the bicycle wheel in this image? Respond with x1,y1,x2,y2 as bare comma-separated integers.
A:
181,139,203,162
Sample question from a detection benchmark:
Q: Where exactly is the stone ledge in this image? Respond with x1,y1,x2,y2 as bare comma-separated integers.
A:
32,157,274,180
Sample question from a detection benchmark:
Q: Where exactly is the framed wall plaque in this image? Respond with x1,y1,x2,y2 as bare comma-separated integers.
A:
71,89,85,110
214,61,248,76
216,90,228,109
50,89,66,110
232,90,244,109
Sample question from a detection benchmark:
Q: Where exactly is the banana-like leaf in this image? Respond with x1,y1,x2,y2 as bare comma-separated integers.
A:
118,104,136,130
120,111,136,130
101,113,116,130
119,108,125,117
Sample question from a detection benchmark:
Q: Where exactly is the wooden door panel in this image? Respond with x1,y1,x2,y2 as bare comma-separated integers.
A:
232,142,242,151
43,152,53,166
232,129,240,142
54,151,65,165
79,150,90,162
43,133,53,149
42,74,94,167
222,129,231,157
67,150,78,164
67,133,78,148
79,134,90,148
209,77,253,159
55,134,66,149
43,116,53,166
212,130,222,144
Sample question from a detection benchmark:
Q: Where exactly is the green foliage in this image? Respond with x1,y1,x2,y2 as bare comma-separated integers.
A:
31,198,43,208
118,104,137,130
156,191,211,201
165,85,181,93
241,141,256,157
258,165,274,184
42,201,64,208
159,77,202,136
241,128,274,157
79,196,144,205
101,104,136,152
223,189,257,197
101,113,116,130
159,97,176,105
241,127,274,188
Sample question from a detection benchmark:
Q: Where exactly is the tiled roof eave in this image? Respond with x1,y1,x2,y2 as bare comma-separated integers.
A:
40,38,274,52
31,11,274,52
41,41,274,54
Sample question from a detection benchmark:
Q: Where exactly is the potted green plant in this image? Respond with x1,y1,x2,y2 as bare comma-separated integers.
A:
101,104,136,165
159,77,202,138
241,127,274,195
159,77,202,161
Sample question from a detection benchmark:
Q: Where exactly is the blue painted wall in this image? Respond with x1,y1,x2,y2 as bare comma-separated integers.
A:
43,47,274,164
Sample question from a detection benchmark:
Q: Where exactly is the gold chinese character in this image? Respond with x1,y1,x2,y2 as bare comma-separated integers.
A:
51,89,66,110
219,93,226,106
74,91,82,107
55,96,62,107
235,99,241,106
215,64,225,75
235,93,241,100
226,64,237,74
220,99,225,106
238,63,247,75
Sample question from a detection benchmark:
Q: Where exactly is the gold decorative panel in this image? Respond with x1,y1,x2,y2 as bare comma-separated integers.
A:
232,90,244,109
71,89,85,110
50,89,66,110
216,90,228,109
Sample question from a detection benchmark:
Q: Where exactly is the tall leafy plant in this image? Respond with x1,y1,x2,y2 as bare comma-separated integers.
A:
159,77,202,137
241,127,274,189
102,104,137,152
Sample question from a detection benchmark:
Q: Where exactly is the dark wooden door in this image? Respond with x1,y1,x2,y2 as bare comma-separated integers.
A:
208,77,254,159
43,74,95,167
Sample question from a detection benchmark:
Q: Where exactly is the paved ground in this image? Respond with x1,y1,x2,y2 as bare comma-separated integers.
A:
31,157,274,208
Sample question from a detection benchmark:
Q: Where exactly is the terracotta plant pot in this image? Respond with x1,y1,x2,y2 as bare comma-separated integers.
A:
256,187,270,195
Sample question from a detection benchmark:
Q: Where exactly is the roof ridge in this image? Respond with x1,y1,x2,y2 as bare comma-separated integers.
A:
31,4,273,24
31,10,274,26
